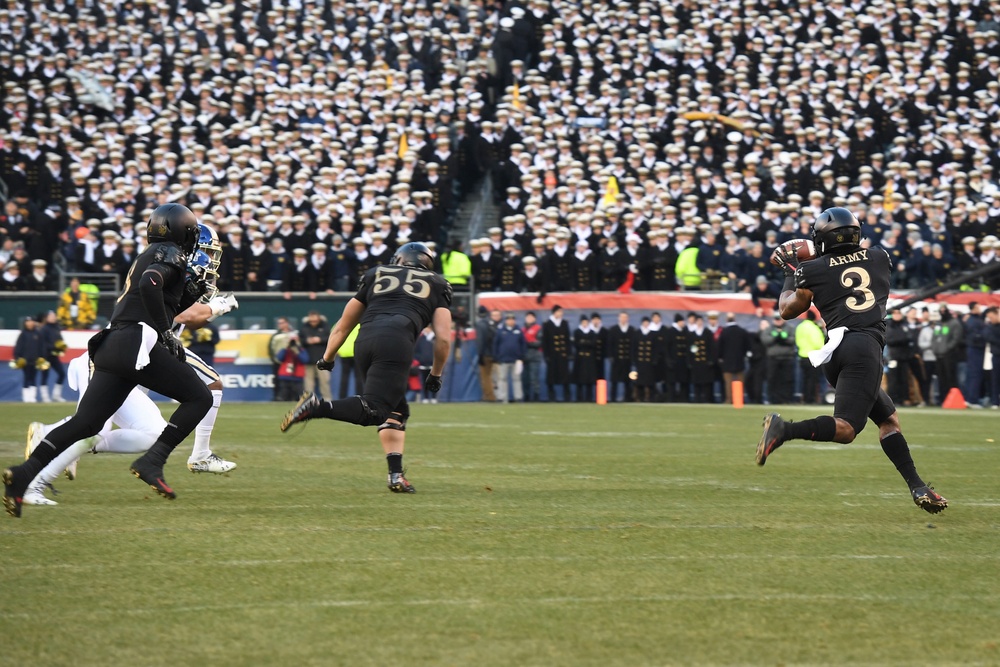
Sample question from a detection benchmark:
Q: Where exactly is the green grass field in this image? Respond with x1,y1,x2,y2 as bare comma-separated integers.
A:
1,401,997,666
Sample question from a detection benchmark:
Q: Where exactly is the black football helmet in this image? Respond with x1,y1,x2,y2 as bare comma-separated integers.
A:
811,207,861,256
147,204,199,254
390,242,435,270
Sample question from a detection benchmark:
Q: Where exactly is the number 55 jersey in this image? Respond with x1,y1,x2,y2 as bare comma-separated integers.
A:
354,265,454,339
794,245,892,346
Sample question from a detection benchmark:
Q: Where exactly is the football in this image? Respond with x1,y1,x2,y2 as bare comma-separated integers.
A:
770,239,816,267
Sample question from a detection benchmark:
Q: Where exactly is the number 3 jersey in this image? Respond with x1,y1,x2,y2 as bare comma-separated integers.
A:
794,245,891,346
354,265,453,338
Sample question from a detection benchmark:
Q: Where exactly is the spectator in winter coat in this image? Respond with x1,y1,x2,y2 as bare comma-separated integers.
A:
717,313,751,405
475,307,501,401
492,313,526,403
13,316,45,403
761,314,796,404
963,304,988,407
275,332,310,401
930,307,964,404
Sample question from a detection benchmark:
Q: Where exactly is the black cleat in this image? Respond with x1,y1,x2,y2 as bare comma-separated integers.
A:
281,392,321,432
129,457,176,500
756,413,787,466
911,486,948,514
3,466,29,518
388,471,416,494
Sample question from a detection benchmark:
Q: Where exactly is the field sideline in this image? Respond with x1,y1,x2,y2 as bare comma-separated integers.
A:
0,402,997,666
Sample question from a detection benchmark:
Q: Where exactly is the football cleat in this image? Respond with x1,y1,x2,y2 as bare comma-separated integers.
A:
280,392,321,432
2,466,30,518
25,421,44,459
64,458,78,481
911,486,948,514
756,413,787,466
23,483,57,506
188,454,237,474
129,457,176,500
387,471,416,494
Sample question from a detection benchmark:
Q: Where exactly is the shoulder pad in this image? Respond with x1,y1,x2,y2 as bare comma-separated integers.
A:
152,244,188,271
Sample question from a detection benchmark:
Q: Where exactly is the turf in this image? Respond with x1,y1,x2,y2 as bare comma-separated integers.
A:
1,402,997,666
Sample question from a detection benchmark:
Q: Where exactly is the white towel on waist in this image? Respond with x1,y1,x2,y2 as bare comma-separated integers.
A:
136,322,160,370
809,326,848,368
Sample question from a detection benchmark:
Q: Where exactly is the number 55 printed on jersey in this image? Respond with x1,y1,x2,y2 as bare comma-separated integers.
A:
372,266,433,299
840,267,876,312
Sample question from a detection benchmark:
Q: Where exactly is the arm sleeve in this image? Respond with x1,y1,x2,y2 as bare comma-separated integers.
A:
139,263,181,332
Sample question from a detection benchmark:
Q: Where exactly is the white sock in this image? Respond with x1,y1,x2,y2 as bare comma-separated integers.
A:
189,389,222,463
94,429,156,454
29,440,92,490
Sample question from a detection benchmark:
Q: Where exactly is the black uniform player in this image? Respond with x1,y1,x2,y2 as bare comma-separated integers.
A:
4,204,214,517
280,242,453,493
756,207,947,514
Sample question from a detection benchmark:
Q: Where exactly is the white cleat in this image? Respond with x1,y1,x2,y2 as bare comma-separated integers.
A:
25,422,44,459
187,454,237,474
64,458,78,481
22,485,57,506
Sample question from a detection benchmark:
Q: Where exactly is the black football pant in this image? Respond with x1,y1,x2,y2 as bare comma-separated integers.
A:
29,325,213,468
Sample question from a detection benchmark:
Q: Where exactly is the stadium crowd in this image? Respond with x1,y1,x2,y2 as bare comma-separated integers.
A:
471,303,1000,408
1,0,1000,299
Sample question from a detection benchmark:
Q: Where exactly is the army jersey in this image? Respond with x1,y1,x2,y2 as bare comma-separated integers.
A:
353,264,453,338
794,244,892,345
110,242,188,330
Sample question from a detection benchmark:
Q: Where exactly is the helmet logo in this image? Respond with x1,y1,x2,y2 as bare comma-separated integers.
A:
148,220,168,239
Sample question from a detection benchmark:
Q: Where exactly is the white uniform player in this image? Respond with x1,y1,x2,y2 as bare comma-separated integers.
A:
23,348,235,506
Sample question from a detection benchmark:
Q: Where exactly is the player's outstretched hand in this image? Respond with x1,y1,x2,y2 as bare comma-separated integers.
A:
208,292,239,320
160,330,186,362
316,357,335,371
424,372,443,394
772,244,799,276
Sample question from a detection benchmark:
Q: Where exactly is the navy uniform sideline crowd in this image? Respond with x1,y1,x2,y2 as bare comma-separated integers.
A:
2,0,1000,301
470,302,1000,409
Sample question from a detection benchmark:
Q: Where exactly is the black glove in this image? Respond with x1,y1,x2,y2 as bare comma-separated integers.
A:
773,245,799,277
160,330,186,362
316,357,335,371
424,372,443,393
184,279,209,302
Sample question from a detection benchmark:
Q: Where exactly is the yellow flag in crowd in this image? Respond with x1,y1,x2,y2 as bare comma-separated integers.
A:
603,175,619,207
398,132,408,159
512,81,523,110
883,177,895,212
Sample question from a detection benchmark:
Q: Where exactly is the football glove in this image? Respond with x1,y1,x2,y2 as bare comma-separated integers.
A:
424,372,443,394
772,244,799,276
316,357,335,371
159,330,186,362
207,291,239,321
184,278,209,302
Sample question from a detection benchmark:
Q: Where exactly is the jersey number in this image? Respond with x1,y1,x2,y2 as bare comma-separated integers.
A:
840,267,876,312
116,261,138,303
372,266,432,299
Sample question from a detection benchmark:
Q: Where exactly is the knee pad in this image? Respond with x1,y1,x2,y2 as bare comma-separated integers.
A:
377,411,408,432
377,420,406,432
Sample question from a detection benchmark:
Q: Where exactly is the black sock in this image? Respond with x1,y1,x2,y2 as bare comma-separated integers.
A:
880,432,924,489
386,452,403,474
16,457,44,484
785,415,837,441
142,440,176,468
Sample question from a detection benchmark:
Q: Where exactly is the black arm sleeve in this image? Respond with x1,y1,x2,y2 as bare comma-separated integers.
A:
139,264,180,332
